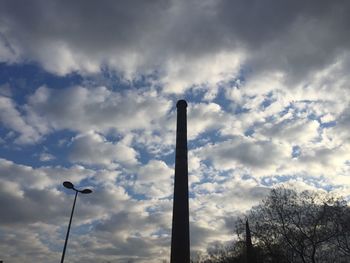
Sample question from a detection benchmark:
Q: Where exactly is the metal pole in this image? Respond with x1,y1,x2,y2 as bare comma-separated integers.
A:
61,190,78,263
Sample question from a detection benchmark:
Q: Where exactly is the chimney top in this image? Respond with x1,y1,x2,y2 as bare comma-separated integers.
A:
176,100,187,108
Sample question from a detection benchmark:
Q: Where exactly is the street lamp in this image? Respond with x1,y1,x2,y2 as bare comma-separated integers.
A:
60,181,92,263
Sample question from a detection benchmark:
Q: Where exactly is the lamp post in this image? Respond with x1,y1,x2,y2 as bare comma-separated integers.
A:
60,181,92,263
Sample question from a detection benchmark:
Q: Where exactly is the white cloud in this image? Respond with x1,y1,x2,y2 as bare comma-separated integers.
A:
196,136,290,176
0,158,92,190
35,41,100,76
187,102,226,139
133,160,173,199
256,118,320,145
161,51,243,94
69,131,139,168
27,85,172,135
2,0,349,94
0,95,41,144
39,152,55,162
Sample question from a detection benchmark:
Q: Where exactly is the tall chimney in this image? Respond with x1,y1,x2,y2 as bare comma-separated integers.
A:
246,219,257,263
170,100,190,263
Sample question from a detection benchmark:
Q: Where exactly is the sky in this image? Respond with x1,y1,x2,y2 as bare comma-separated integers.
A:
1,0,350,262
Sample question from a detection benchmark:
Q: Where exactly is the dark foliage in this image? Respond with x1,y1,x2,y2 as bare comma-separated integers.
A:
192,187,350,263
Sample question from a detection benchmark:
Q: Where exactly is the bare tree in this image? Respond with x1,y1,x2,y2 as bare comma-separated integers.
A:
195,187,350,263
237,187,350,263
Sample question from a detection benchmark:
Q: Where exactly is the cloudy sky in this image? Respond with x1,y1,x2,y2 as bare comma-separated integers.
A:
1,0,350,262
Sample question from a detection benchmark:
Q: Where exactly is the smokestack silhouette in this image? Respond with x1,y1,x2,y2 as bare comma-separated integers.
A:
246,219,257,263
170,100,190,263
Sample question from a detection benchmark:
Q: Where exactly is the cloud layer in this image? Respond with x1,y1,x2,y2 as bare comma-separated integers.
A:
1,0,350,262
1,0,350,91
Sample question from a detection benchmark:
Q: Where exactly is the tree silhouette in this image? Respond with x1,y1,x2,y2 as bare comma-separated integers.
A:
193,187,350,263
237,187,350,263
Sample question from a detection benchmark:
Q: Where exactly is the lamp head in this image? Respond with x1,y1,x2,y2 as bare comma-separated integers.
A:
63,181,74,189
81,189,92,194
